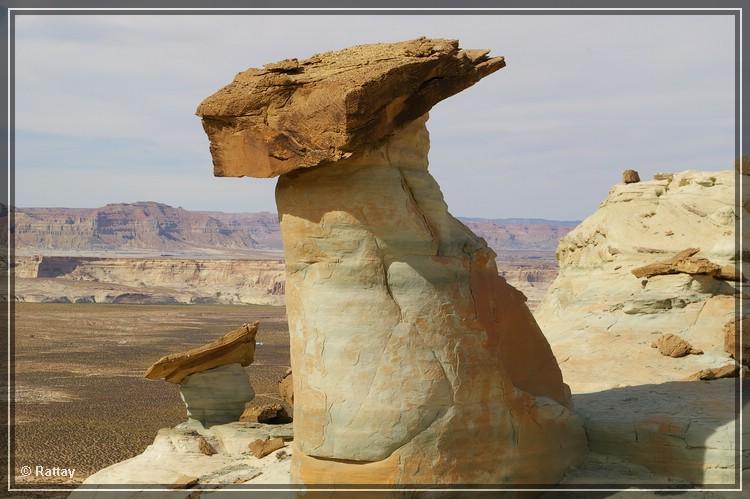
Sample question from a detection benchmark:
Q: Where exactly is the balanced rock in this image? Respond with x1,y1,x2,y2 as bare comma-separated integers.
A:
650,333,702,358
199,38,586,486
145,322,258,383
622,169,641,183
179,364,255,427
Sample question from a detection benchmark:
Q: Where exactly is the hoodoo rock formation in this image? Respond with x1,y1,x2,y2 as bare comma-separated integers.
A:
145,323,258,426
197,38,586,485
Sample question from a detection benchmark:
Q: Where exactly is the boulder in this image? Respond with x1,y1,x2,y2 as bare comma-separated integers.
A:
179,364,255,427
686,364,740,381
199,38,586,486
650,333,703,358
622,169,641,183
248,437,285,458
144,322,258,383
240,403,289,423
723,316,749,365
197,436,216,456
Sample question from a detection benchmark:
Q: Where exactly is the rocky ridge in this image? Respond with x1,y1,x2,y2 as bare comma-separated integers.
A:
12,202,282,253
13,255,286,305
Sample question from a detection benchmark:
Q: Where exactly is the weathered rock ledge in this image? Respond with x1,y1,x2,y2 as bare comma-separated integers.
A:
145,322,258,383
197,37,504,178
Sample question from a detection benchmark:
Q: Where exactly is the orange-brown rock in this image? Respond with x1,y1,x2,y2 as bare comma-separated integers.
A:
278,368,293,406
248,437,285,459
687,364,739,381
632,248,744,281
144,322,258,383
196,37,504,178
724,317,749,365
622,169,640,183
240,403,289,423
650,333,703,358
200,39,586,486
198,436,217,456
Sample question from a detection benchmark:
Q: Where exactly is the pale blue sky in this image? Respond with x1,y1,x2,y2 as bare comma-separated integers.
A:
14,14,735,220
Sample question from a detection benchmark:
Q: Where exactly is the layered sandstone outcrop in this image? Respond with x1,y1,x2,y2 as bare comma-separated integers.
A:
536,169,742,484
79,419,293,488
198,37,586,486
536,169,741,391
13,255,286,305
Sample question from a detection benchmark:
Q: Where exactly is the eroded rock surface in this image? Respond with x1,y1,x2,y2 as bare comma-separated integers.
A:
179,364,255,427
145,322,258,383
197,37,504,178
537,170,742,393
632,247,742,281
536,170,741,486
199,39,586,486
573,379,738,484
78,420,293,489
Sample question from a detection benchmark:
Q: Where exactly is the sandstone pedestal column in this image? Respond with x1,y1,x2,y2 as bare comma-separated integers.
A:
197,37,586,485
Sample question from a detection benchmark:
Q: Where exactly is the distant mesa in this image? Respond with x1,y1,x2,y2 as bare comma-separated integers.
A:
12,202,577,254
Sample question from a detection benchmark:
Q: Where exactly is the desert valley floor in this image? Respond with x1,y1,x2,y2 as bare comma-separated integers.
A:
13,303,290,483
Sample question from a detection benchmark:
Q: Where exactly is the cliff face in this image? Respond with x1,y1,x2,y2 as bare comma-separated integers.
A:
462,218,576,251
13,203,571,256
12,202,281,252
536,169,741,392
13,256,285,305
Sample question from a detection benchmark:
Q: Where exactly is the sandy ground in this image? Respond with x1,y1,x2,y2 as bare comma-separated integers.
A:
11,303,290,485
